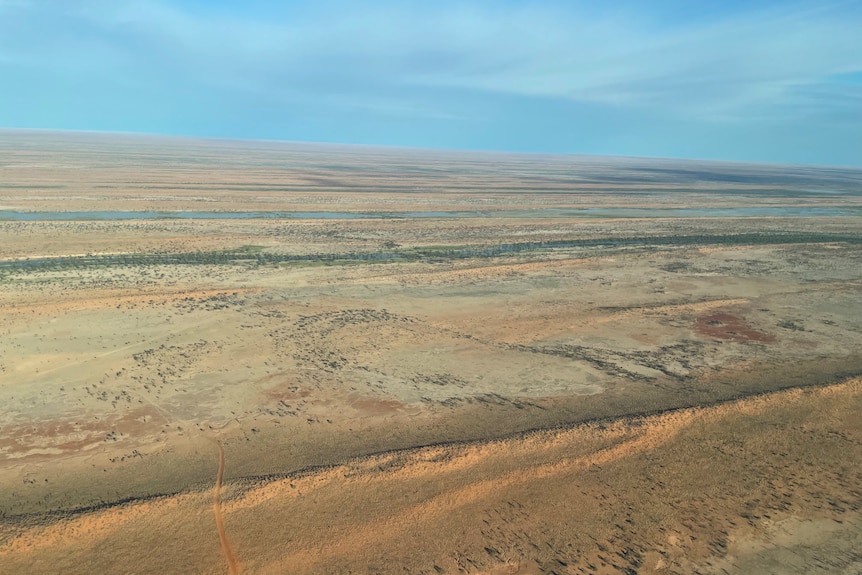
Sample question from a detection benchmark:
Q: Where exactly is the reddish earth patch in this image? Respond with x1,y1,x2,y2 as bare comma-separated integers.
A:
349,396,404,416
696,313,775,343
0,406,166,462
265,385,311,402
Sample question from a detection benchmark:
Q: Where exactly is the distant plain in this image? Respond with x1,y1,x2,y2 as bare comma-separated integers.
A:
1,130,861,574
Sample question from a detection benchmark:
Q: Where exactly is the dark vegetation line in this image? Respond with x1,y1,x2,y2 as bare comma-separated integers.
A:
43,184,859,195
3,368,860,526
1,232,859,273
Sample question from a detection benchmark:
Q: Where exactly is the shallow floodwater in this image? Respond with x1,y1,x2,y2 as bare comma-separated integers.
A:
0,206,860,221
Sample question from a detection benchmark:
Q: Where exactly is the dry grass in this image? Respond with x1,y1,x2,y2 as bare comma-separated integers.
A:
1,131,861,573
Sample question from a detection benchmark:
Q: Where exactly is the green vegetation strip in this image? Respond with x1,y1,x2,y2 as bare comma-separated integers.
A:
1,232,859,273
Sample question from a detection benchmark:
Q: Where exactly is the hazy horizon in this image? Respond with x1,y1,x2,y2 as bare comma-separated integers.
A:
2,1,860,167
4,126,862,171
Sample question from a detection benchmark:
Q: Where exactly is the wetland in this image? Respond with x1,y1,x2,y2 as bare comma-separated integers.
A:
1,130,861,574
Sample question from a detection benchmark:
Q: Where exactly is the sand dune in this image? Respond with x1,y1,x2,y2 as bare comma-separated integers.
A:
2,133,861,573
1,379,859,574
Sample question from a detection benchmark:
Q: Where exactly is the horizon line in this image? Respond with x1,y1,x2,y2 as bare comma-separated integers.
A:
1,126,859,171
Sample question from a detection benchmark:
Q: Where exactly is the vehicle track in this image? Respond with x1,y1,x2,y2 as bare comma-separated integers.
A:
214,441,240,575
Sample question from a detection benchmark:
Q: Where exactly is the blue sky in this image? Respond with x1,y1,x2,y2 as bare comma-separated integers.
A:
1,0,861,165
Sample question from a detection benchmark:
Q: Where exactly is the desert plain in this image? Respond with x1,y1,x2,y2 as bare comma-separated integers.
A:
0,130,861,574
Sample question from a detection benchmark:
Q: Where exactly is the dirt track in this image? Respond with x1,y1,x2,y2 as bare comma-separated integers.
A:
1,131,861,573
1,379,859,574
214,441,240,575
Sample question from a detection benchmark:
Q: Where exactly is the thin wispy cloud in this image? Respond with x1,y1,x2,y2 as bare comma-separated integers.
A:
1,0,860,164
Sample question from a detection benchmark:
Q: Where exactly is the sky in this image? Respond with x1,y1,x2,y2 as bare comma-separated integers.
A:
1,0,861,166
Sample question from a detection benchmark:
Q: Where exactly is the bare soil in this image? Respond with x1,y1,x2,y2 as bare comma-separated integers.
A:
1,130,861,574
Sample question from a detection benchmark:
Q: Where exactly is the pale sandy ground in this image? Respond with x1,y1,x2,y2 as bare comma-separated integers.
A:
1,131,861,574
1,379,859,574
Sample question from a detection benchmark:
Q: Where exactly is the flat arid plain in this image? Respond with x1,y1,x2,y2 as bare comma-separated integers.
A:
1,130,861,574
